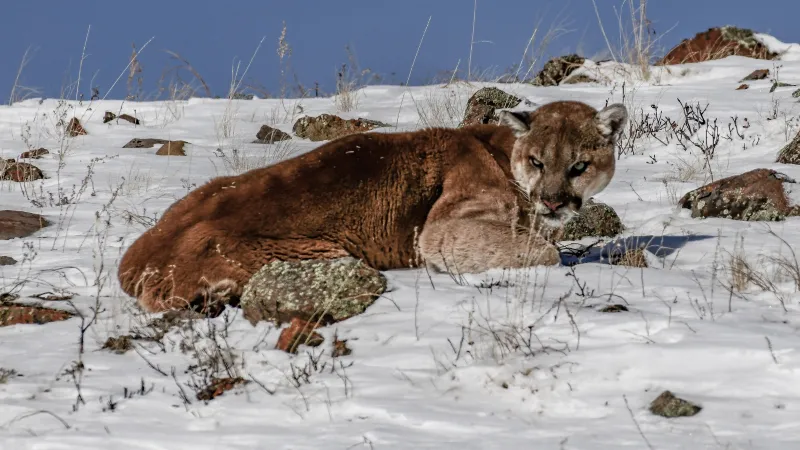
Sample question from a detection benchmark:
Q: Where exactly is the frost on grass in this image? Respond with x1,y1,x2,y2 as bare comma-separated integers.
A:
240,257,387,326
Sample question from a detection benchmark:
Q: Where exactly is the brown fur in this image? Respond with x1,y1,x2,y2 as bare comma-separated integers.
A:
118,100,626,312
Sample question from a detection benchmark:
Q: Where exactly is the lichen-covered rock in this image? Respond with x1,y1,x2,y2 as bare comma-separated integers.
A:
793,88,800,98
253,125,292,144
123,138,170,148
459,87,523,127
679,169,800,221
292,114,389,142
561,200,624,241
659,26,778,65
65,117,87,137
649,391,702,418
778,130,800,164
155,141,187,156
531,54,586,87
275,318,325,353
1,162,44,182
562,73,599,85
0,210,50,240
241,257,387,326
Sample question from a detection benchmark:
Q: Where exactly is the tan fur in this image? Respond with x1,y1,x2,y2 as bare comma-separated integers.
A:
118,100,626,312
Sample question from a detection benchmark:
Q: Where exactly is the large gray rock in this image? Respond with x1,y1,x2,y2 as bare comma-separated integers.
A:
459,87,523,127
240,257,387,326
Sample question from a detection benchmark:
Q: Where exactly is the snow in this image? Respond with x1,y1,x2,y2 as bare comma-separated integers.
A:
3,36,800,449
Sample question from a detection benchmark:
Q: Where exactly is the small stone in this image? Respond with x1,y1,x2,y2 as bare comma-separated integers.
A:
19,148,49,159
792,89,800,98
460,87,523,127
66,117,87,136
0,256,16,266
123,138,170,148
561,200,624,240
740,69,769,82
196,377,248,402
276,318,325,354
253,125,291,144
104,111,140,125
332,338,352,357
102,335,134,354
292,114,390,142
736,84,749,90
599,304,628,313
155,141,187,156
649,391,702,418
531,54,586,87
770,81,796,93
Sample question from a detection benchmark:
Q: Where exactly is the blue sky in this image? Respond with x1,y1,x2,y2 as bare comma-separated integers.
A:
1,0,797,101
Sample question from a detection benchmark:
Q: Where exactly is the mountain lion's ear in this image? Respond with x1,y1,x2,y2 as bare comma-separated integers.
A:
595,103,628,143
498,110,531,137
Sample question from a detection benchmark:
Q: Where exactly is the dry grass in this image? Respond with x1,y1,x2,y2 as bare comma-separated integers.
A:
412,88,468,129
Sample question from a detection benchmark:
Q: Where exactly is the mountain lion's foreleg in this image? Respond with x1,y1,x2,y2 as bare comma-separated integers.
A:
418,218,560,274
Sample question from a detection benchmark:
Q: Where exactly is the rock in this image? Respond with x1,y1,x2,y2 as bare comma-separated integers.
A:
196,377,248,402
562,73,599,85
275,318,325,354
241,257,387,326
736,84,749,90
0,256,16,266
793,89,800,98
659,26,778,65
531,54,586,86
1,162,44,182
778,131,800,164
123,138,170,148
561,200,624,240
0,211,50,240
155,141,187,156
19,148,49,159
649,391,702,418
599,304,629,313
332,337,352,357
102,335,133,354
740,69,769,82
292,114,390,142
679,168,800,221
459,87,523,127
253,125,291,144
65,117,87,137
0,304,73,327
103,111,140,125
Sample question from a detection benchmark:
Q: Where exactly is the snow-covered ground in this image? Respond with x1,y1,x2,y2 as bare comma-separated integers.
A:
3,36,800,449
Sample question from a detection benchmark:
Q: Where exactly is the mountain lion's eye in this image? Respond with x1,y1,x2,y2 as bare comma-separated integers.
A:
529,157,544,169
570,161,589,176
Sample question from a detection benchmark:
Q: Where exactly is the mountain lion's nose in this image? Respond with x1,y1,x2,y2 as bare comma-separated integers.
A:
541,199,563,212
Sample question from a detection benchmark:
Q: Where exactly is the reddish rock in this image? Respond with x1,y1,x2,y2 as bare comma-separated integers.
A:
19,148,50,159
659,26,778,65
0,210,50,240
736,84,749,90
104,111,140,125
155,141,187,156
66,117,87,137
254,125,291,144
0,304,73,327
123,138,170,148
1,162,44,182
276,318,325,354
679,168,800,221
196,377,249,402
740,69,769,82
